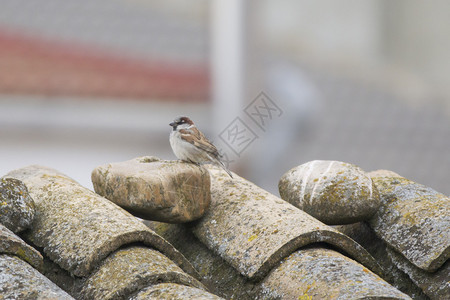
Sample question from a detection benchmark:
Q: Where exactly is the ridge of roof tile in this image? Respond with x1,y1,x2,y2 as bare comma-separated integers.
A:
192,167,382,281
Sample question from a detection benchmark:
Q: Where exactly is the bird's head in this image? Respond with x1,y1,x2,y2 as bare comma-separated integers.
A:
169,116,194,131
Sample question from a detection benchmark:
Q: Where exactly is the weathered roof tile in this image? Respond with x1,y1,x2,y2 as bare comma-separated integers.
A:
146,221,411,299
6,165,198,278
91,157,211,223
0,254,74,299
130,283,225,300
369,170,450,272
279,160,381,224
145,221,252,299
333,222,429,299
255,247,411,300
0,223,42,270
77,246,204,300
0,177,36,233
388,247,449,300
191,167,382,281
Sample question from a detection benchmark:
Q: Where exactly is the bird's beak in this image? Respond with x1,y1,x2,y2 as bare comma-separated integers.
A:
169,122,176,127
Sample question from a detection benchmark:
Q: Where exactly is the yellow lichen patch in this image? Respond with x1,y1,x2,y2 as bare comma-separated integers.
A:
248,234,258,242
298,294,312,300
16,248,27,259
402,211,417,224
14,247,42,270
298,284,313,300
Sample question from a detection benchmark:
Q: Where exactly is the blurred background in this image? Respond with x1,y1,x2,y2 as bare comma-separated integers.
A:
1,0,449,195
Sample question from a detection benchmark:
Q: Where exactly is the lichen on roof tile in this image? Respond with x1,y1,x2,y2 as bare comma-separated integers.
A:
0,223,43,270
369,170,450,272
6,165,198,278
191,167,382,281
146,221,411,300
387,247,450,300
91,157,211,223
77,246,204,300
0,177,36,233
279,160,381,224
130,283,225,300
255,247,411,300
333,222,430,299
0,254,74,299
145,220,253,299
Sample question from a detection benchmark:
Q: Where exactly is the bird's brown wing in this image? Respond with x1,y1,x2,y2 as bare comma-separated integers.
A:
179,127,221,158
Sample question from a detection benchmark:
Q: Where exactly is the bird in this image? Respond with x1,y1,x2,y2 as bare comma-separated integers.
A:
169,116,233,178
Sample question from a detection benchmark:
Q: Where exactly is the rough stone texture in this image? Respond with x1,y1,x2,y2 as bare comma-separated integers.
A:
333,222,429,300
0,223,43,270
41,255,78,297
92,156,211,223
146,221,410,300
0,177,35,232
388,248,449,300
77,246,204,300
145,220,253,299
0,254,74,300
191,167,382,281
279,160,380,224
6,165,198,279
130,283,225,300
254,247,411,300
368,170,450,272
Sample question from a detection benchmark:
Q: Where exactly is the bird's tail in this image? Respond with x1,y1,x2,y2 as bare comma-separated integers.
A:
216,159,233,178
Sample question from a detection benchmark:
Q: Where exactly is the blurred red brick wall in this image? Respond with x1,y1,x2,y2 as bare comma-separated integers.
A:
0,29,209,101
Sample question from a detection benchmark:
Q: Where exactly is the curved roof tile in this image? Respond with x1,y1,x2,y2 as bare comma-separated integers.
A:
369,170,450,272
191,167,382,281
6,165,199,278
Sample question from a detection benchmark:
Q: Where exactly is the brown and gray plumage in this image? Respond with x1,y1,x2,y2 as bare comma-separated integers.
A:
169,116,233,178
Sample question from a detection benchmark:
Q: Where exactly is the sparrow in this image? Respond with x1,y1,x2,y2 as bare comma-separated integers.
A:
169,116,233,178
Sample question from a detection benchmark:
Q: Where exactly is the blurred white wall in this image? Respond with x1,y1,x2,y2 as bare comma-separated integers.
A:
256,0,450,106
382,0,450,96
260,0,382,64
